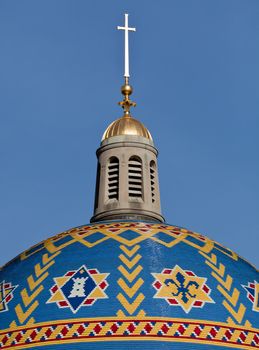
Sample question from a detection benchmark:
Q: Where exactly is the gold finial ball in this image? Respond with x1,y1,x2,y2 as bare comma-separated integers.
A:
121,84,133,96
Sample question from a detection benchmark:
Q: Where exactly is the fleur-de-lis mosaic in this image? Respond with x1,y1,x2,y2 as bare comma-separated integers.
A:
164,272,199,304
152,265,214,313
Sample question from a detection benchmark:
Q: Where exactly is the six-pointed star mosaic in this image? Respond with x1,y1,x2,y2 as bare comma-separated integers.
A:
47,265,109,313
152,265,214,313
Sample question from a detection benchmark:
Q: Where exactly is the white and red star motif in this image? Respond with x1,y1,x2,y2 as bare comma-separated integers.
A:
0,280,18,312
47,265,109,313
242,281,259,312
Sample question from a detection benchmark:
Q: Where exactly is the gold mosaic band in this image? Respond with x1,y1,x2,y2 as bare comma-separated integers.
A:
1,317,258,349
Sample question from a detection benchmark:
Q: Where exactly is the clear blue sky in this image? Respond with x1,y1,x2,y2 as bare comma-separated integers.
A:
0,0,258,267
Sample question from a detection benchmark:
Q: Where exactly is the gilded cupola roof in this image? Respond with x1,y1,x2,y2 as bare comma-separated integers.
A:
102,114,152,141
102,76,152,141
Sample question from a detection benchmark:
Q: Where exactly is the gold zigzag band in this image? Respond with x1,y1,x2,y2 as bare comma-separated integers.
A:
199,251,247,325
10,251,60,327
117,245,145,315
17,223,238,264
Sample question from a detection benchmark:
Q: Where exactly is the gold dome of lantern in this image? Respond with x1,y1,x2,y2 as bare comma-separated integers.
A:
102,114,152,141
102,80,152,141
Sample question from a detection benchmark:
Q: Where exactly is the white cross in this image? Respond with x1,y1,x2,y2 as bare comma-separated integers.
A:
117,14,136,78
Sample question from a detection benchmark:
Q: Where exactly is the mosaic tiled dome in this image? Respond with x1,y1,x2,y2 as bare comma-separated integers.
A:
0,221,258,349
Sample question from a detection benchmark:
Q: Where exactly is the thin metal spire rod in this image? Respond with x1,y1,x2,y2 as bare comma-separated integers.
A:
117,13,136,79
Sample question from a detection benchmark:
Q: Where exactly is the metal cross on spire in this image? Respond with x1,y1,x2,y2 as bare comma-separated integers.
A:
117,13,136,79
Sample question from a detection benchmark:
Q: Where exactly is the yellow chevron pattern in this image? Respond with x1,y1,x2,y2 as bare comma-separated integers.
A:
119,254,141,269
200,251,247,325
120,245,140,257
117,278,144,298
10,251,60,327
118,265,143,283
117,245,145,315
117,293,145,315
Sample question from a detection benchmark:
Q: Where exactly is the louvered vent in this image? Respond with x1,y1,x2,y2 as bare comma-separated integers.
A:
94,162,101,209
108,157,119,200
150,161,156,203
128,156,143,199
